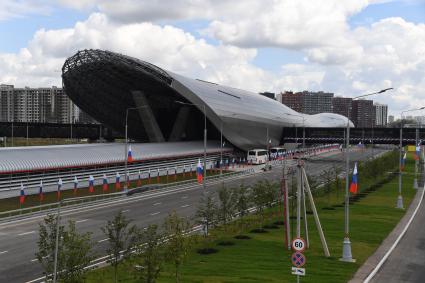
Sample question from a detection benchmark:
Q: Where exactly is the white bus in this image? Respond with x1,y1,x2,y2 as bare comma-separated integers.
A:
247,149,269,164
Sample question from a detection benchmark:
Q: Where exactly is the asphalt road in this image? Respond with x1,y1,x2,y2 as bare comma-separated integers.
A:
372,188,425,283
0,148,385,283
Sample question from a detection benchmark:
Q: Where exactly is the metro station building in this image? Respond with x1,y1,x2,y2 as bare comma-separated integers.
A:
62,49,351,151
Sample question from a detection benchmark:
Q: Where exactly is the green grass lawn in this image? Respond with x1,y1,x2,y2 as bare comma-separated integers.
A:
0,169,224,213
83,152,421,282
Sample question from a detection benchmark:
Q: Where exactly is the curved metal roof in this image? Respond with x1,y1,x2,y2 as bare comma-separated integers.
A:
62,49,353,150
0,141,228,174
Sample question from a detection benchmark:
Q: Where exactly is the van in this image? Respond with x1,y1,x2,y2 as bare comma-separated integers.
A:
247,149,268,164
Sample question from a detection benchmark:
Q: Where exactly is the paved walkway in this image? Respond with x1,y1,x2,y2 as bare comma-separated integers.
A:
349,185,425,283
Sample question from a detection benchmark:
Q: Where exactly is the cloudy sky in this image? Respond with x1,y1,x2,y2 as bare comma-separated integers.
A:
0,0,424,116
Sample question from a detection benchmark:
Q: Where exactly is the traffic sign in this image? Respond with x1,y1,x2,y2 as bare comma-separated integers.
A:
291,267,306,276
291,237,306,252
291,252,306,267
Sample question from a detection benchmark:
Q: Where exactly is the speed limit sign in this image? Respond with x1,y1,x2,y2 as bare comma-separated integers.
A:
291,238,306,252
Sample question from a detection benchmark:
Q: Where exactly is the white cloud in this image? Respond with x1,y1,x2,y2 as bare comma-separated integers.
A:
0,13,266,91
0,0,53,21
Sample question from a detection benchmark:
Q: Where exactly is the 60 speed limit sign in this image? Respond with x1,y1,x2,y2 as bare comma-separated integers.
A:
291,238,306,252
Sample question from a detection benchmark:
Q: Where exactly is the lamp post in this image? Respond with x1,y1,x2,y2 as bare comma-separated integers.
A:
284,113,306,151
175,101,207,192
340,87,393,263
124,106,148,192
397,107,425,208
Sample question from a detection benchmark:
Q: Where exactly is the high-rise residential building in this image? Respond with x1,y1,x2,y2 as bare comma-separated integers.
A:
374,103,388,127
332,97,353,121
281,91,304,112
388,115,394,124
302,91,334,114
0,84,96,124
352,99,374,127
0,84,14,122
280,91,334,114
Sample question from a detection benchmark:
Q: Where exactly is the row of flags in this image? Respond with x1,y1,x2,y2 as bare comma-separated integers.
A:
18,158,205,205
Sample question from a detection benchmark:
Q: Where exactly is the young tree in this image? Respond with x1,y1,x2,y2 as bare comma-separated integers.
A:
101,210,138,283
321,168,334,206
195,193,217,237
333,165,342,202
250,180,267,227
217,186,236,230
61,220,95,283
134,224,164,283
36,214,65,282
163,211,192,283
235,184,250,217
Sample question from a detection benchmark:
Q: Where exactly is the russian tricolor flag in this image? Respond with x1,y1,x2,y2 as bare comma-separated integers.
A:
19,183,25,204
103,174,108,191
89,175,95,193
415,145,420,161
400,152,407,171
349,163,358,194
196,159,203,184
57,178,63,200
115,172,121,189
127,145,133,162
39,180,44,202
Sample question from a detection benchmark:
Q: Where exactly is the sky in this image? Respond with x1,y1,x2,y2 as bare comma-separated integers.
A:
0,0,425,116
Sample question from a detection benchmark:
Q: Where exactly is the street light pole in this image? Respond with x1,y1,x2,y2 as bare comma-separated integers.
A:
124,106,148,192
340,87,393,263
397,107,425,208
175,101,207,193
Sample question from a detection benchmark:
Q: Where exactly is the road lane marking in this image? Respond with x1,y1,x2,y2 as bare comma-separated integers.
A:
98,238,109,243
153,202,161,206
18,231,35,236
30,258,38,263
0,250,8,255
181,196,188,199
150,212,160,216
122,209,130,213
181,204,190,208
76,219,88,223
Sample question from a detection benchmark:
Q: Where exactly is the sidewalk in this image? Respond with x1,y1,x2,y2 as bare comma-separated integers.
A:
348,185,424,283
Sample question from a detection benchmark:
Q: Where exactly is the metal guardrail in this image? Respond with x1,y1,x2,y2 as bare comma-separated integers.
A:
0,169,254,220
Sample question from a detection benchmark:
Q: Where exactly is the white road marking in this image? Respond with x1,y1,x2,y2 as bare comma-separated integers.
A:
150,212,160,216
181,196,188,199
76,219,88,223
153,202,161,206
181,204,190,208
122,209,130,213
18,231,35,236
30,258,38,263
0,250,8,255
98,238,109,243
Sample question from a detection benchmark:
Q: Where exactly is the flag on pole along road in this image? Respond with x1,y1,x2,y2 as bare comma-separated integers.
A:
115,172,121,189
73,176,78,195
103,174,108,191
89,175,95,193
196,159,203,184
137,170,142,186
415,145,420,160
157,168,160,183
19,183,25,204
127,145,133,162
39,180,44,202
57,178,63,200
126,172,131,188
400,152,407,171
349,163,358,194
